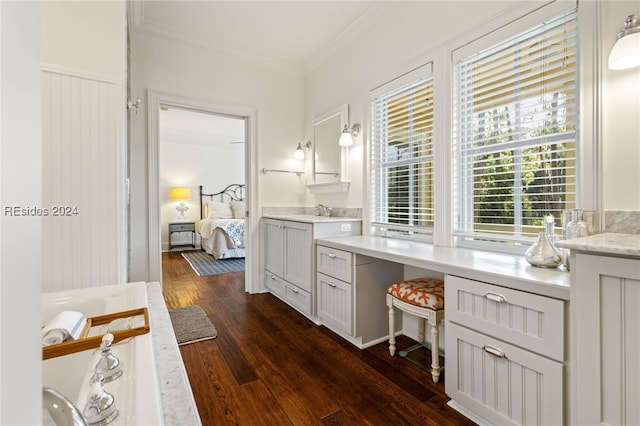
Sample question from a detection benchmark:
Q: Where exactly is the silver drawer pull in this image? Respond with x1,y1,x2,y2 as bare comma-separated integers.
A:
483,345,507,359
328,252,337,258
328,281,337,288
483,292,507,303
291,287,298,293
270,274,275,280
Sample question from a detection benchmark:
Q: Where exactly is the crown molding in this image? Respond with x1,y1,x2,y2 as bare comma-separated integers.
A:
303,2,388,73
129,2,304,74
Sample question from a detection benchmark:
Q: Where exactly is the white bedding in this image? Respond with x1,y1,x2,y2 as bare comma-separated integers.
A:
196,218,245,259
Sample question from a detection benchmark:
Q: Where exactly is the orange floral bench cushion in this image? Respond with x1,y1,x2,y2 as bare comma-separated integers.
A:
387,278,444,310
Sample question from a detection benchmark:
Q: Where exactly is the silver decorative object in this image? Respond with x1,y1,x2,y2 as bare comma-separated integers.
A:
525,232,563,268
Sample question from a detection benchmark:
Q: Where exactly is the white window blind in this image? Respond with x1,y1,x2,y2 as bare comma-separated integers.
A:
453,9,578,246
371,65,434,237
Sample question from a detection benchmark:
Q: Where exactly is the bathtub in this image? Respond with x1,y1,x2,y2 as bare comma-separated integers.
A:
42,282,164,425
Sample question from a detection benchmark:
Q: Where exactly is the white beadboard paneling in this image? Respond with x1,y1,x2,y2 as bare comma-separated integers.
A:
447,322,563,426
282,221,312,292
41,69,123,291
317,272,352,334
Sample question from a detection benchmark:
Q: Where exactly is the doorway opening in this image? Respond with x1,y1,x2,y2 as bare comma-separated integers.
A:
159,107,246,279
148,91,259,293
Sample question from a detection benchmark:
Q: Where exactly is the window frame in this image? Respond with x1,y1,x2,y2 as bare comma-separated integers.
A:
369,63,436,242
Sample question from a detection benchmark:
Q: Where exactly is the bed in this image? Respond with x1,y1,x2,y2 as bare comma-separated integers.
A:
197,184,246,259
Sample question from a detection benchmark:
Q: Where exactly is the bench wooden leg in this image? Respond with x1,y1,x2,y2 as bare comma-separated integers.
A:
429,317,440,383
387,297,396,356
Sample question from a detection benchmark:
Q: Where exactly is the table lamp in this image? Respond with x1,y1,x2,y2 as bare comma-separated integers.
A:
169,187,192,221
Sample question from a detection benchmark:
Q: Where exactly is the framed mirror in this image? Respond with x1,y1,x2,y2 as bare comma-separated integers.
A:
307,104,350,193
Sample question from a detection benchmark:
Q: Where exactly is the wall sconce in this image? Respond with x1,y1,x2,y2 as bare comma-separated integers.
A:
609,14,640,70
294,141,312,159
339,123,360,147
169,187,192,221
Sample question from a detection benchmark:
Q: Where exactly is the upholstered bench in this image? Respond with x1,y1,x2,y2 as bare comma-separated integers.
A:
386,278,445,383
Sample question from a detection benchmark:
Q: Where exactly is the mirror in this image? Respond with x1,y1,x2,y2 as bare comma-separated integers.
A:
308,104,350,193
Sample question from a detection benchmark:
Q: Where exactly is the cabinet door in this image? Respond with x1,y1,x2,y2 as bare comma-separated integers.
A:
573,254,640,426
283,221,312,292
317,272,352,334
264,219,284,277
446,323,563,426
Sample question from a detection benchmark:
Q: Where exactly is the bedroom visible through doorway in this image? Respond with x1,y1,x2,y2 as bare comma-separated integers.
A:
159,106,247,281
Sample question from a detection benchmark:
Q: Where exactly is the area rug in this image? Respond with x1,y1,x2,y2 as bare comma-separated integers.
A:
181,251,245,276
168,305,217,346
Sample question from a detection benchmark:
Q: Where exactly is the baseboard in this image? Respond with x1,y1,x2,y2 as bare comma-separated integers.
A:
447,400,492,426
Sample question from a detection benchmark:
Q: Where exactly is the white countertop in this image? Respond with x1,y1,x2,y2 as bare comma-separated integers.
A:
555,232,640,258
146,282,201,425
315,236,570,300
263,214,362,223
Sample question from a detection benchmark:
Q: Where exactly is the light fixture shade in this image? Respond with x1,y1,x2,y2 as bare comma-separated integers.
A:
609,14,640,70
169,187,192,200
294,146,305,159
339,132,353,147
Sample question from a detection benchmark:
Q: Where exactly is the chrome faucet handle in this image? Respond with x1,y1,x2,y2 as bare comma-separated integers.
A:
83,382,118,426
314,204,325,216
323,207,332,217
94,333,122,383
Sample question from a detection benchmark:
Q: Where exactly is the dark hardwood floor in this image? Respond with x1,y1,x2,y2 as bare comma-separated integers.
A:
162,251,475,425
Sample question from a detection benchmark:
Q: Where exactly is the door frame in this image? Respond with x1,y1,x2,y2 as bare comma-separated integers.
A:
147,90,259,293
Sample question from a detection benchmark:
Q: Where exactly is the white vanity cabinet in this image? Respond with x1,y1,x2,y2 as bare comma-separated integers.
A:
316,246,403,347
570,252,640,426
263,217,361,319
445,275,566,426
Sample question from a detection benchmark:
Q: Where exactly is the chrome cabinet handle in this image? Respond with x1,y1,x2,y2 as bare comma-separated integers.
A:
483,344,507,358
291,287,298,293
270,274,275,280
483,292,507,303
328,252,337,258
328,281,336,288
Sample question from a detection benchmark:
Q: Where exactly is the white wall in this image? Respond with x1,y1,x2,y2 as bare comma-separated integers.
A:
304,0,640,213
41,1,126,79
601,1,640,210
129,30,305,282
0,2,42,423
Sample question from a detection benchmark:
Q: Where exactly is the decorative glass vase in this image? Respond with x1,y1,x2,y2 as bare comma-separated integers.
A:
564,209,588,240
525,232,562,268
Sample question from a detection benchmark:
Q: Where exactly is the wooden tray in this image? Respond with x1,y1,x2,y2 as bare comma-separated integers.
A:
42,307,150,360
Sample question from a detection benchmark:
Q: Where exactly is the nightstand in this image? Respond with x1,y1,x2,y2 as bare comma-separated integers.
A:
168,221,196,251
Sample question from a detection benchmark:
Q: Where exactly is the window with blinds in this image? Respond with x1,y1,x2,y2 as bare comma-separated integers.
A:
452,9,577,247
371,67,434,238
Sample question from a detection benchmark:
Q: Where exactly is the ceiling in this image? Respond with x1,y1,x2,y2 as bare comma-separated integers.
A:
159,107,246,146
129,1,378,70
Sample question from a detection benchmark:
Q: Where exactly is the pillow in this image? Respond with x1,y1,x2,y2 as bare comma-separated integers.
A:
230,201,246,219
207,201,233,220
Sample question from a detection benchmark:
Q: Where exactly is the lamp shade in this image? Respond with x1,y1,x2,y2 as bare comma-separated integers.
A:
169,187,192,200
339,132,353,147
609,14,640,70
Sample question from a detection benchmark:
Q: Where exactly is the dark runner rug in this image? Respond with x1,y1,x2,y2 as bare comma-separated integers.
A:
181,251,244,276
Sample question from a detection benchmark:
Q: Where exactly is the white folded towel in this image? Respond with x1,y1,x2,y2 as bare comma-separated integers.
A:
41,311,87,346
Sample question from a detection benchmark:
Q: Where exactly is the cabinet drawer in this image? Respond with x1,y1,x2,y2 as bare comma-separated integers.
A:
445,275,564,361
170,223,195,232
317,273,352,335
265,270,312,316
265,270,285,297
317,246,352,283
283,282,312,316
446,322,563,426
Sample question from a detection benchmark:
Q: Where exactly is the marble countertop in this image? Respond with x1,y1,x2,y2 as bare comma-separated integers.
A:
146,282,201,425
263,214,362,223
555,232,640,258
316,236,570,300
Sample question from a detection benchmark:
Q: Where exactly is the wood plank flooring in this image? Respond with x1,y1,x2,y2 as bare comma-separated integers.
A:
162,251,476,425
